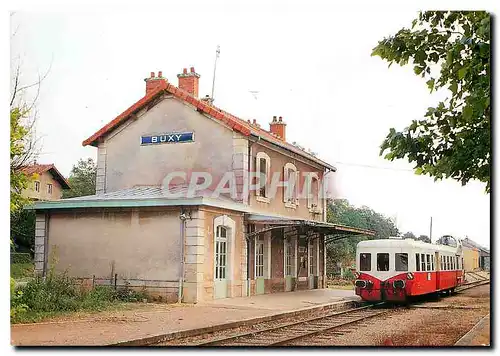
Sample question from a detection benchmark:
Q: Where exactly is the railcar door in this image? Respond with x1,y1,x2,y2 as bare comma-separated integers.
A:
435,251,441,291
455,254,462,286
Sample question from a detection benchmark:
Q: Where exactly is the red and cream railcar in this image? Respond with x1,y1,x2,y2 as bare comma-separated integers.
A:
354,239,464,302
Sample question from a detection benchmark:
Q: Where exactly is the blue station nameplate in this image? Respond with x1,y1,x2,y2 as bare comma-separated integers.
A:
141,132,194,145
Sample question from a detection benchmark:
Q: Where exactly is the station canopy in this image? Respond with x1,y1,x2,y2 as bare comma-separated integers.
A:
245,213,375,241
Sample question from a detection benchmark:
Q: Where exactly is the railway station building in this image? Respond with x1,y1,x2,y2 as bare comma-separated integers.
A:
31,67,372,303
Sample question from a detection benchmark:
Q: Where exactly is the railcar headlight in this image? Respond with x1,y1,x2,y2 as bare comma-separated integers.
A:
406,272,414,280
354,280,367,288
393,280,406,289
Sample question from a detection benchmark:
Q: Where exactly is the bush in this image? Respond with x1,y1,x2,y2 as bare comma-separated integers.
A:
343,268,355,281
20,272,79,313
11,278,29,320
10,271,148,323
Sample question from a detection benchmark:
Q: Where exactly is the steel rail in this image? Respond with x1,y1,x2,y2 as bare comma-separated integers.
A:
195,303,387,346
269,309,390,346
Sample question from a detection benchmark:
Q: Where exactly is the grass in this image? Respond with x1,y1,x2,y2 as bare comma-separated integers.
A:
328,284,354,290
12,301,136,324
327,276,355,290
10,263,34,280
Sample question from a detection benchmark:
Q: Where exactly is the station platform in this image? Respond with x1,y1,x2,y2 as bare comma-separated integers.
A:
200,288,359,311
11,288,360,346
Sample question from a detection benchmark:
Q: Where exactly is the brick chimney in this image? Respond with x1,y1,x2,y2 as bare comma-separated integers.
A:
177,67,200,98
269,116,286,141
144,71,167,95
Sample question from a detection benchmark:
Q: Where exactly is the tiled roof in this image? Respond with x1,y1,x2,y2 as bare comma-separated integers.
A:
20,164,70,189
82,79,335,170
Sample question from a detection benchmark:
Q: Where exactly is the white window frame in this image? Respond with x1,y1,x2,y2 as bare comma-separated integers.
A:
47,183,53,195
34,181,40,192
283,163,299,208
255,152,271,203
306,172,321,213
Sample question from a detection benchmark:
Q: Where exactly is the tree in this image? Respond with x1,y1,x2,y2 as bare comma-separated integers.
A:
325,199,399,275
10,107,34,215
62,158,97,198
417,234,431,243
372,11,490,192
403,231,416,240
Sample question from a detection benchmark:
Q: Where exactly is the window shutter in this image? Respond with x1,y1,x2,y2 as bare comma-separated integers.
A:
255,156,260,196
283,166,288,203
295,170,300,205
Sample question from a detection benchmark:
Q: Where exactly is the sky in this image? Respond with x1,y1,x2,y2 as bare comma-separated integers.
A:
9,2,491,248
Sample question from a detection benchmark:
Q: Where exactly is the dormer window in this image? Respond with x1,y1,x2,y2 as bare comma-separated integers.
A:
307,173,321,213
255,152,271,203
283,163,299,208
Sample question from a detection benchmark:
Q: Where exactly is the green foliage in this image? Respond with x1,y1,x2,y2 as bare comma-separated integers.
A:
11,277,29,320
326,199,399,274
417,234,431,243
327,199,399,239
372,11,490,192
62,158,97,198
11,270,148,323
343,268,355,281
11,252,32,264
10,107,32,215
11,210,36,253
11,263,34,279
403,231,416,239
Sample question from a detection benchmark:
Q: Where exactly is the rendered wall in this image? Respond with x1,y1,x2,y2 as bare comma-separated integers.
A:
23,171,64,201
99,96,235,193
46,208,181,302
249,141,326,221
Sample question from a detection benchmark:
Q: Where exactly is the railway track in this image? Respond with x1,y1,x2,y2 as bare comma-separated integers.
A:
456,280,490,293
184,304,392,346
159,280,489,347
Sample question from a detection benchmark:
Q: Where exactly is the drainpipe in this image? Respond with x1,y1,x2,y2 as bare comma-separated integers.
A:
178,210,188,303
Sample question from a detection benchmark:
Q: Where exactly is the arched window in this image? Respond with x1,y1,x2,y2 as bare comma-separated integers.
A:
255,152,271,202
283,163,298,207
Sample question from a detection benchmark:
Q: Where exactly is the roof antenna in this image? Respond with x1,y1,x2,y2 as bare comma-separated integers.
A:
211,45,220,102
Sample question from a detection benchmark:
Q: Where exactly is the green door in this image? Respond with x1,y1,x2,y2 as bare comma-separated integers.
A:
255,237,265,295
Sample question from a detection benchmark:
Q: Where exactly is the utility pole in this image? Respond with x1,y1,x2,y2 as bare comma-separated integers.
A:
211,45,220,101
429,216,433,243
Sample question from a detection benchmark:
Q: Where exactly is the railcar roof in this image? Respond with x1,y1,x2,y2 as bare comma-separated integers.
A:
357,239,459,253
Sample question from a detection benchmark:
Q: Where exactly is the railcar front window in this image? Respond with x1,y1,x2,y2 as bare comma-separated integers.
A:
431,255,434,271
426,254,431,271
416,253,420,271
421,253,426,271
395,253,408,271
377,253,389,271
359,253,371,271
